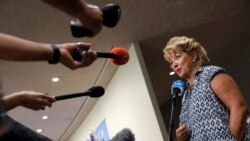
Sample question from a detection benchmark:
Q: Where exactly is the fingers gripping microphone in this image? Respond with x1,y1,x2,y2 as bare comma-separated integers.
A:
171,80,185,96
55,86,105,101
72,47,129,65
70,3,121,37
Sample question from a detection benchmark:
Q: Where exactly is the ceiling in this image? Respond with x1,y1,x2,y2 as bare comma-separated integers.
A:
0,0,249,140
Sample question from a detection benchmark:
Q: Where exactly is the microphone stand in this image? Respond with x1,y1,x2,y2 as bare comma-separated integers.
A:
168,92,177,141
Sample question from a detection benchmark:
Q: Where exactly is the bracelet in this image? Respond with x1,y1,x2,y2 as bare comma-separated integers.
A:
48,44,61,64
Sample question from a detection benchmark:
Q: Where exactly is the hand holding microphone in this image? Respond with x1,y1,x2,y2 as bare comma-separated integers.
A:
72,46,129,65
70,3,121,37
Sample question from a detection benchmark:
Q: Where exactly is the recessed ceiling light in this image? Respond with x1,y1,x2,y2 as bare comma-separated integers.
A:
169,71,175,75
42,115,48,120
52,77,59,82
36,129,43,133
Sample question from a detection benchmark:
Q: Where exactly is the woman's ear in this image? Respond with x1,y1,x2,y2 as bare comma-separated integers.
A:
192,53,198,63
192,56,197,63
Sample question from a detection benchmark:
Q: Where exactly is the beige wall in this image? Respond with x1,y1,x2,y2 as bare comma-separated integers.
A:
68,44,165,141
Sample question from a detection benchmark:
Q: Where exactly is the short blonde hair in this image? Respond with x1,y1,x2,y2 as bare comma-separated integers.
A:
163,36,210,66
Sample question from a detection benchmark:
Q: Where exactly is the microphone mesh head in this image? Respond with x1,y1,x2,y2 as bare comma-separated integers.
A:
88,86,105,98
110,47,129,65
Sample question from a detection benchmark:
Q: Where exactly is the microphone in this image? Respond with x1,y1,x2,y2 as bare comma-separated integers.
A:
171,80,185,96
110,128,135,141
55,86,105,101
72,47,129,65
70,3,121,37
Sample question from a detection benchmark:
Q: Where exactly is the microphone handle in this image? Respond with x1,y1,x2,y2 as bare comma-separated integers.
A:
72,47,117,61
173,88,181,96
55,91,90,101
97,52,116,59
70,21,94,37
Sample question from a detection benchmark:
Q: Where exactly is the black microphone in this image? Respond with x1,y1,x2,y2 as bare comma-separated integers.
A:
110,128,135,141
55,86,105,101
171,80,185,96
70,3,121,37
169,80,185,141
72,47,129,65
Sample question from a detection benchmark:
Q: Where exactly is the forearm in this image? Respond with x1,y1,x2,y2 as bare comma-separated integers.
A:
42,0,87,19
0,33,52,61
230,105,248,141
2,94,22,112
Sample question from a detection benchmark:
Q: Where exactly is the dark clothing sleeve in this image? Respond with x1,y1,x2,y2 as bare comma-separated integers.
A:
0,116,52,141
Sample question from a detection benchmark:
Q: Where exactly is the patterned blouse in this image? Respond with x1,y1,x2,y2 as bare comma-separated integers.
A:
180,65,250,141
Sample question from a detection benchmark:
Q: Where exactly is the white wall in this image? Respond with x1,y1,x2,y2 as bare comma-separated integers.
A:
68,44,164,141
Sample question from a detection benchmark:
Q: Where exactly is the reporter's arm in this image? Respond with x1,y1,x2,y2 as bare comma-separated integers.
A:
2,91,56,112
0,33,52,61
211,73,249,141
0,33,97,69
42,0,87,17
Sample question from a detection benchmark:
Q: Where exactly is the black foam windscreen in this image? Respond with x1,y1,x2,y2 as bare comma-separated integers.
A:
89,86,105,98
110,128,135,141
101,4,121,28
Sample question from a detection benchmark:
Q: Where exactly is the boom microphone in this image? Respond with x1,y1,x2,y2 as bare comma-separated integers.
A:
110,128,135,141
72,47,129,65
171,80,185,96
55,86,105,101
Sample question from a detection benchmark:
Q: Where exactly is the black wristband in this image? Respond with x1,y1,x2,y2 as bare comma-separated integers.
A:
48,44,61,64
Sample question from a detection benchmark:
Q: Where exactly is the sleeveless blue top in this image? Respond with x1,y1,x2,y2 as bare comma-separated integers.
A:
180,65,250,141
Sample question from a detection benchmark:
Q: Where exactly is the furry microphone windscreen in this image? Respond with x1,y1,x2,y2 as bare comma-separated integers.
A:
110,128,135,141
110,47,129,65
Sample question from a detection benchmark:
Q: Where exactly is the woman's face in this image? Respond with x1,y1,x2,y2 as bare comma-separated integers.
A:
169,50,194,79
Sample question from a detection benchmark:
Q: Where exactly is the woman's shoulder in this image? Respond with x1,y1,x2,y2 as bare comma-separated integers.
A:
201,65,226,73
199,65,227,80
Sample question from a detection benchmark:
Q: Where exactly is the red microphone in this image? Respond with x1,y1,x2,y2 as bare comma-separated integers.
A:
72,47,129,65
